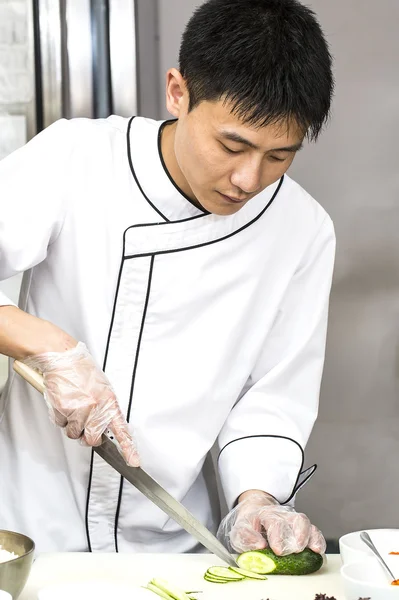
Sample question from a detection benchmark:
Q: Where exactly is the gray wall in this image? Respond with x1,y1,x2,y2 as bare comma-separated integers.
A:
291,0,399,539
158,0,202,119
157,0,399,539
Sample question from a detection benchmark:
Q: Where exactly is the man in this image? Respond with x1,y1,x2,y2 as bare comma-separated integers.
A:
0,0,335,556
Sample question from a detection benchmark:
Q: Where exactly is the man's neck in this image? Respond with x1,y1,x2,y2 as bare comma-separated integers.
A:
160,121,202,209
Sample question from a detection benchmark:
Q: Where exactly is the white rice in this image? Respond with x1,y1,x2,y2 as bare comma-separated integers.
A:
0,547,19,563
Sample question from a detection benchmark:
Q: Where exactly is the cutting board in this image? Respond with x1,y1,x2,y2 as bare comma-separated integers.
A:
20,553,345,600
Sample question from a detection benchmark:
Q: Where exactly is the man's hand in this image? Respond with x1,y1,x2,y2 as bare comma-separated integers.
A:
23,341,139,467
217,489,326,556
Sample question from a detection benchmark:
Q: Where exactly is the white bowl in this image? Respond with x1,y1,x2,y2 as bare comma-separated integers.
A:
0,592,12,600
339,528,399,565
37,581,155,600
341,556,399,600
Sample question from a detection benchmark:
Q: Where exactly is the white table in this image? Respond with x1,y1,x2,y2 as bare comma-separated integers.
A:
20,553,345,600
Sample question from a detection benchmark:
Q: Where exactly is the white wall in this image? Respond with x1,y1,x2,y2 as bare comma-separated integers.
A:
156,0,399,539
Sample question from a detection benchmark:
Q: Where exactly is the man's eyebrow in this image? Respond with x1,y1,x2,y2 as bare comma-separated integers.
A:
220,131,303,153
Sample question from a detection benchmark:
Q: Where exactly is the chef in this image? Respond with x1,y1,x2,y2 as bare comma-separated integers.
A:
0,0,334,556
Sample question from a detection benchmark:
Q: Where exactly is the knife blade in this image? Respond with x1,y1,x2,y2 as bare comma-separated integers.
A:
96,435,237,566
13,360,237,567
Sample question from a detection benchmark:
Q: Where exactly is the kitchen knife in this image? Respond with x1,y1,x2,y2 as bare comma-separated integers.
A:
13,360,237,567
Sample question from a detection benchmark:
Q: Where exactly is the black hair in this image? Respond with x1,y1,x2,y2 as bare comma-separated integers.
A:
179,0,334,141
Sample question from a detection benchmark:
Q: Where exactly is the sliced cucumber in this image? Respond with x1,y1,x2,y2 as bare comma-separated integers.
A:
205,573,232,580
236,551,277,574
228,566,268,580
203,575,231,584
204,561,272,585
204,573,245,583
207,567,244,580
149,578,190,600
146,583,174,600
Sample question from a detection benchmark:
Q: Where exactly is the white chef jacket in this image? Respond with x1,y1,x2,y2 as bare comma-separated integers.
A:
0,116,335,554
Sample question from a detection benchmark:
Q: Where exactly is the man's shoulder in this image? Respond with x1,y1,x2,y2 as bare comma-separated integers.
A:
57,114,160,151
282,175,332,220
279,174,334,234
60,114,132,139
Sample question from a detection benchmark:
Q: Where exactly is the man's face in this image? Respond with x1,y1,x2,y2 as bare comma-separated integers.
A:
172,95,305,216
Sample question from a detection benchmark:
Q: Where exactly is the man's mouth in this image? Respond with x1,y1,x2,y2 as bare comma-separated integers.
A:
218,192,247,204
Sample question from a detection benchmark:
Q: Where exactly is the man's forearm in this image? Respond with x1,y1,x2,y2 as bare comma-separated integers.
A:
0,305,77,360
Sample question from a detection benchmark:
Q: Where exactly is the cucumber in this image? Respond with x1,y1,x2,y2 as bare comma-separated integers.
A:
207,567,244,580
237,548,324,576
236,551,276,574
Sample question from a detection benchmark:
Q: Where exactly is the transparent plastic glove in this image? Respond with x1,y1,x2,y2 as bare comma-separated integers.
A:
217,491,326,556
23,341,139,467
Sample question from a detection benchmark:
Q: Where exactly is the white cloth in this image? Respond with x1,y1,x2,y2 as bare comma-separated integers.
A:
0,116,335,553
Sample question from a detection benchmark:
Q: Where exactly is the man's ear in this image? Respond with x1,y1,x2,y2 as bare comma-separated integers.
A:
165,68,189,117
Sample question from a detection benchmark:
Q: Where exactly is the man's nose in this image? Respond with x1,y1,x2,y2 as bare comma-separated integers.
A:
230,160,262,195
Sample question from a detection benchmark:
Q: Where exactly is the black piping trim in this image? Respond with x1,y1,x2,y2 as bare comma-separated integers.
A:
295,464,317,495
123,176,285,259
128,117,210,224
84,451,94,552
127,116,169,222
218,434,313,505
84,237,127,552
113,254,155,551
157,120,210,215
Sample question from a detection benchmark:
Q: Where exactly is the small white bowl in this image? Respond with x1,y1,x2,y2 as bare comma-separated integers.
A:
341,557,399,600
0,592,12,600
37,581,154,600
340,528,399,565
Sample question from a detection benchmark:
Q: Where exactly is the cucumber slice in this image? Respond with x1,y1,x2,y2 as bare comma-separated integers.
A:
149,578,190,600
237,551,277,574
205,572,244,583
228,566,268,580
147,583,174,600
204,575,231,584
206,573,244,583
207,567,244,580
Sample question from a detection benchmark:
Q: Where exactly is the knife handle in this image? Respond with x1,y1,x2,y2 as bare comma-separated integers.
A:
13,359,119,449
13,360,45,393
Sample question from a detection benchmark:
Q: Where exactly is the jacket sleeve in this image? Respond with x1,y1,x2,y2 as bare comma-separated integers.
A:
0,119,71,307
217,215,336,509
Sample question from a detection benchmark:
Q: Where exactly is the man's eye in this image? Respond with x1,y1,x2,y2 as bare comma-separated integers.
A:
221,144,242,154
269,155,286,162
